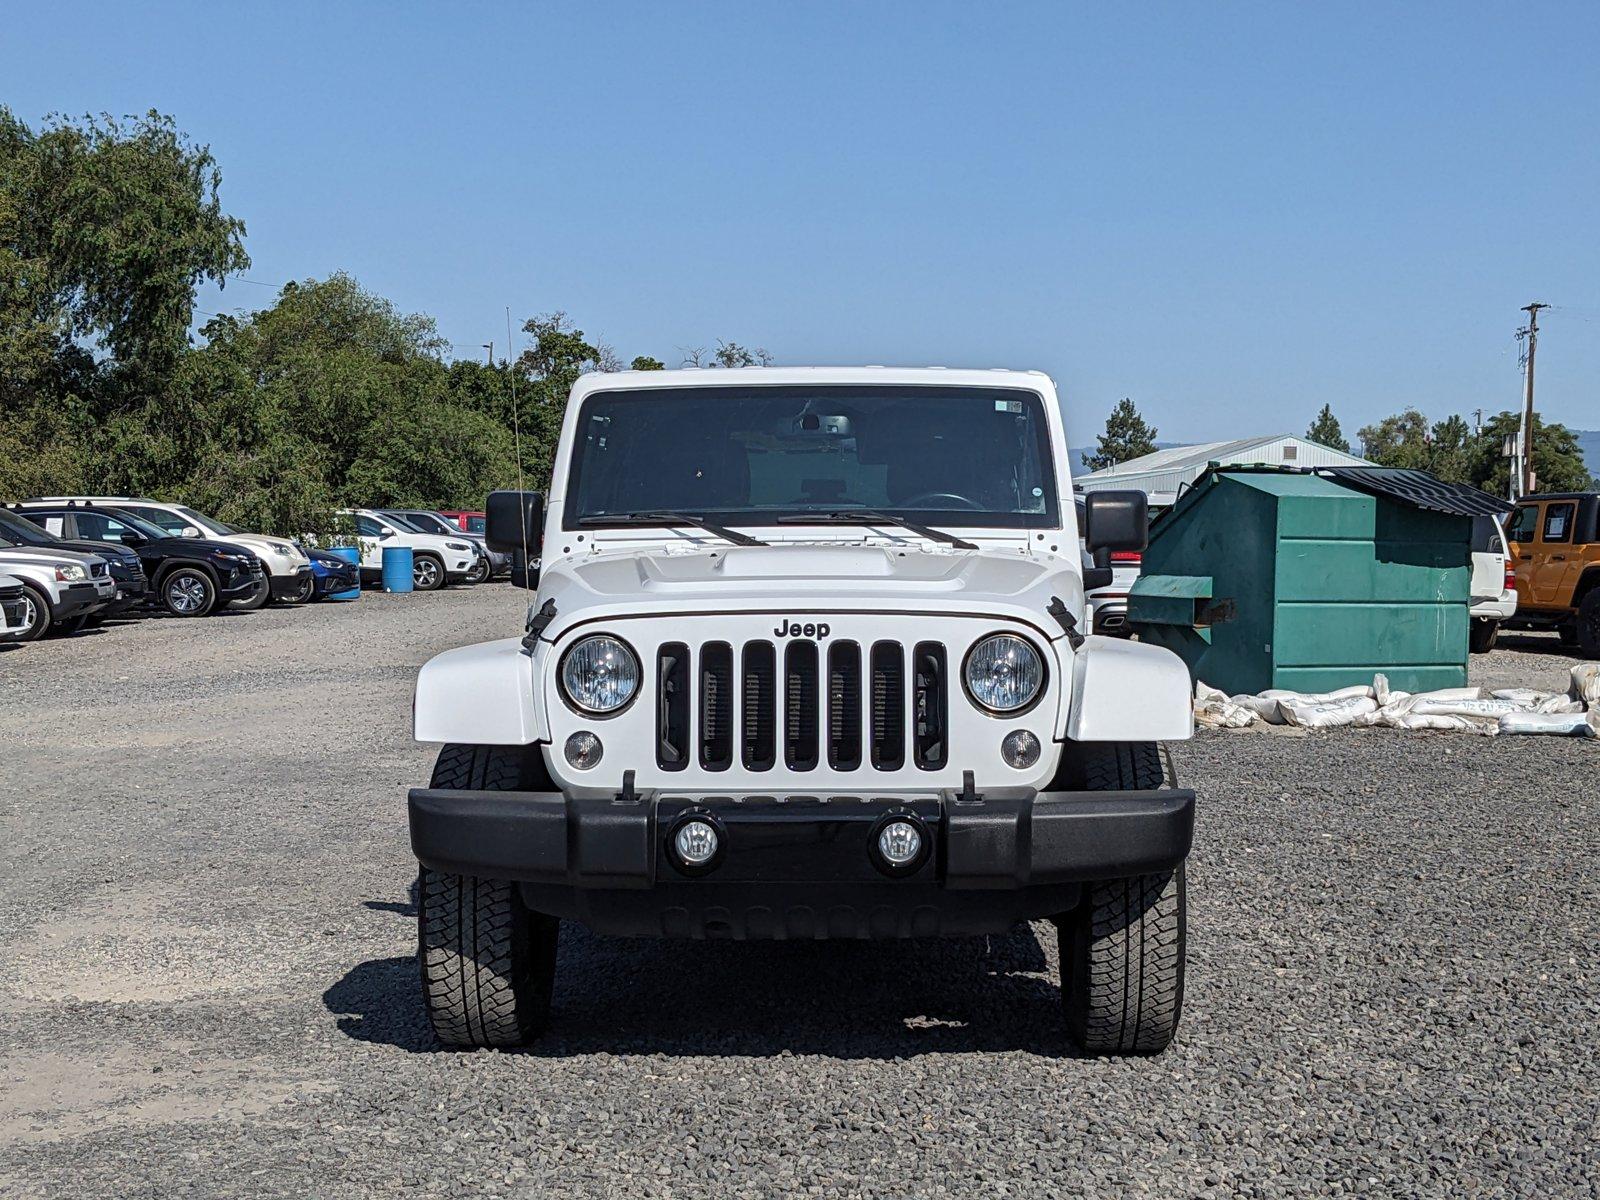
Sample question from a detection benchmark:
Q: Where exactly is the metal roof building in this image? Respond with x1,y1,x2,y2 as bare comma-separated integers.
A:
1073,434,1373,505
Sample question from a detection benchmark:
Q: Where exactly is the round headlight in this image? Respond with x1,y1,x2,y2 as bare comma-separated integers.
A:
964,634,1044,713
559,635,640,714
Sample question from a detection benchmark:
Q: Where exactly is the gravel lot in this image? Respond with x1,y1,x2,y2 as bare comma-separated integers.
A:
2,589,1597,1198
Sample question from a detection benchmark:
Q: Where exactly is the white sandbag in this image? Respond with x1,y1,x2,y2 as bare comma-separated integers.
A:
1571,664,1600,707
1261,684,1374,703
1492,688,1554,705
1350,706,1494,733
1277,694,1378,728
1408,697,1533,719
1535,696,1585,715
1193,681,1259,729
1229,694,1288,724
1498,709,1600,737
1407,686,1486,703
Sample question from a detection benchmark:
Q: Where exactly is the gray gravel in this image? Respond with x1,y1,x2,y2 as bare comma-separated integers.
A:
2,589,1597,1198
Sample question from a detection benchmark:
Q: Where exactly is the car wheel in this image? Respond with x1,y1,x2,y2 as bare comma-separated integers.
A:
1577,590,1600,660
16,583,52,641
1052,742,1185,1056
418,745,558,1048
161,568,218,617
412,554,445,592
282,574,315,604
1469,618,1499,654
230,576,271,611
465,557,490,585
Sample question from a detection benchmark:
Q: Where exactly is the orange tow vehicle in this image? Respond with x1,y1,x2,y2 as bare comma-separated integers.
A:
1505,492,1600,658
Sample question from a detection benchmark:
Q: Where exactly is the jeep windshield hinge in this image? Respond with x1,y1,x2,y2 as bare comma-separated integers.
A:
521,599,558,654
1047,596,1085,649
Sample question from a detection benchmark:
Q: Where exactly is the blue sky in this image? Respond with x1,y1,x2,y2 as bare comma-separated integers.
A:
5,1,1598,447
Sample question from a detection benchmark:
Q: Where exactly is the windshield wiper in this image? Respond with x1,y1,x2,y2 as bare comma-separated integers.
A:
577,511,768,547
774,511,978,550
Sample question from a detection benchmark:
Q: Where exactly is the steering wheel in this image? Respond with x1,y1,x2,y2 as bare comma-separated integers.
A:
895,491,984,511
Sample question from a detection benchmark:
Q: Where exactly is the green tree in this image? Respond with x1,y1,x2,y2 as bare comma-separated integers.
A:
1357,409,1432,468
1468,411,1591,496
630,355,665,371
0,107,248,382
1082,398,1158,471
1305,404,1350,453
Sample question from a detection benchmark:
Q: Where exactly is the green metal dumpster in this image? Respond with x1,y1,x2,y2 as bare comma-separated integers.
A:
1126,465,1494,696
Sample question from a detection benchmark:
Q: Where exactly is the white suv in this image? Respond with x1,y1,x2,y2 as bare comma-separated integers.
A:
405,366,1197,1057
1469,514,1517,653
338,509,482,590
28,497,313,607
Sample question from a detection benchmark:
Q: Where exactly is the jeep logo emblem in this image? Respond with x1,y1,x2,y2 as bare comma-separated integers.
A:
774,619,830,639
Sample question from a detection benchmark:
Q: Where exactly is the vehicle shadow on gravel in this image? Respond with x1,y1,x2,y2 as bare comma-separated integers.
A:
327,897,1075,1059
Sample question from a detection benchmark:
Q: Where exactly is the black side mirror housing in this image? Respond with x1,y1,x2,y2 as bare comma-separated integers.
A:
486,490,545,560
1083,490,1148,554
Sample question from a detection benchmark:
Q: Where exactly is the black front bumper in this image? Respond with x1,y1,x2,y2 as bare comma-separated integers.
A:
409,786,1195,939
54,582,105,619
269,566,314,599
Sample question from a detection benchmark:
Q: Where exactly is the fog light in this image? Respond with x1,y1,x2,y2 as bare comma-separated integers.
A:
878,820,923,867
564,731,603,769
1001,729,1041,769
672,818,721,868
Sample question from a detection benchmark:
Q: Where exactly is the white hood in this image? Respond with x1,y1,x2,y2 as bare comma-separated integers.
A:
534,544,1083,642
224,532,308,565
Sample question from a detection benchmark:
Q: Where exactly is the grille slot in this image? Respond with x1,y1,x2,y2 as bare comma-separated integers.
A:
657,642,690,771
784,641,820,771
870,641,906,770
650,634,938,775
699,641,734,771
827,641,863,770
741,642,777,771
912,641,948,770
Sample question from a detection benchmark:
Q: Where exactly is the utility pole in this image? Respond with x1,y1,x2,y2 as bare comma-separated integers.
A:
483,342,494,366
1519,302,1548,496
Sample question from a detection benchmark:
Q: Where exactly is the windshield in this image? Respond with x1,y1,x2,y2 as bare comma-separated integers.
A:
564,386,1059,530
464,515,485,534
0,510,61,547
177,506,235,536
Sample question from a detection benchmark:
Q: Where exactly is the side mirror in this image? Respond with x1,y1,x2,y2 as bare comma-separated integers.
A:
1083,490,1148,554
378,530,394,541
180,525,200,538
122,531,147,547
486,490,545,558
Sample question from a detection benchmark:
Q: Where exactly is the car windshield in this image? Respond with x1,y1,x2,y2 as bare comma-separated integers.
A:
98,508,174,541
177,506,236,535
564,385,1060,530
0,510,61,547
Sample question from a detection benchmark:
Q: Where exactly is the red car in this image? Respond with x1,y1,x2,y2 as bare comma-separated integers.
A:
437,510,486,536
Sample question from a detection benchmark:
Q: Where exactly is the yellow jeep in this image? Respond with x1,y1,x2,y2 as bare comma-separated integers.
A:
1505,493,1600,657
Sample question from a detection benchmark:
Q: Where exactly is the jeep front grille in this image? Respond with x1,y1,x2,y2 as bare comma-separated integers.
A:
656,639,945,775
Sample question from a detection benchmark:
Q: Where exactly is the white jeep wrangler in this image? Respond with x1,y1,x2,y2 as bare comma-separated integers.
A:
409,367,1196,1055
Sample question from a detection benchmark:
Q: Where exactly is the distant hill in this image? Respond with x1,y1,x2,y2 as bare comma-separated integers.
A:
1574,430,1600,485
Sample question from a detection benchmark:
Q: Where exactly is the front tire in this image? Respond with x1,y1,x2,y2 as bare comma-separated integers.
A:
1469,618,1499,654
412,553,445,592
160,567,218,617
230,576,271,611
1053,742,1186,1056
418,745,558,1048
465,557,490,585
16,583,52,641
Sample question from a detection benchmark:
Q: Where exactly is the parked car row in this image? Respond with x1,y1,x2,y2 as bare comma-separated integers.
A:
0,497,506,645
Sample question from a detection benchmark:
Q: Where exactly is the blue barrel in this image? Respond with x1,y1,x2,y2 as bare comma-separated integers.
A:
381,545,414,593
329,546,361,600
